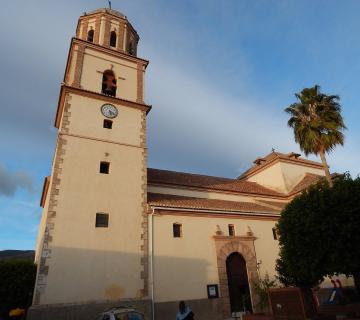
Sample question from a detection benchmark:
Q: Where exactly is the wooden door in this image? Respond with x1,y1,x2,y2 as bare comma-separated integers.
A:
226,252,252,313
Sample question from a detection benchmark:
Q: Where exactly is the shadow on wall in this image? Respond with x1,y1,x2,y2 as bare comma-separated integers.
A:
28,246,222,320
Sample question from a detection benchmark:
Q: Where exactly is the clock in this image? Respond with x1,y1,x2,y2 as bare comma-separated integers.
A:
101,104,118,119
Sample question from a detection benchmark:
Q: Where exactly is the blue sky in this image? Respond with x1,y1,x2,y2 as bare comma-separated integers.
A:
1,0,360,250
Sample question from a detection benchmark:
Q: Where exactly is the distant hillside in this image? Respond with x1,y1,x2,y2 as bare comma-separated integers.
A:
0,250,35,261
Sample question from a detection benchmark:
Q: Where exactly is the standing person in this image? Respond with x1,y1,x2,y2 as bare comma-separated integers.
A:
176,301,194,320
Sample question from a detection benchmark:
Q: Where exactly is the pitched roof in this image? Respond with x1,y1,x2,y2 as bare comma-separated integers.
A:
238,151,324,179
84,8,127,19
148,193,281,214
289,173,323,195
255,200,288,210
147,168,284,197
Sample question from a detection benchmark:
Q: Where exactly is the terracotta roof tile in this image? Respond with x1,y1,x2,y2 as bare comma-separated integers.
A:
289,173,323,195
147,168,284,197
148,193,281,214
255,200,288,210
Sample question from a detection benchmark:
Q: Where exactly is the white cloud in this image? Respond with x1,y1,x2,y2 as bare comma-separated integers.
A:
146,50,299,176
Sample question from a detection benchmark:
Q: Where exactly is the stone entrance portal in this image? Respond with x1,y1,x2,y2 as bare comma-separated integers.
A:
214,234,260,317
226,252,252,313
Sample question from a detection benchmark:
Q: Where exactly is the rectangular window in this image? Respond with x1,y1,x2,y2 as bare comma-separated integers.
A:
272,227,279,240
228,224,235,236
103,119,113,129
96,213,109,228
99,161,110,174
173,223,182,238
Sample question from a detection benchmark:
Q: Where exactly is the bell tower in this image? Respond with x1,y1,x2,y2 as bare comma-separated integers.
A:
30,8,151,317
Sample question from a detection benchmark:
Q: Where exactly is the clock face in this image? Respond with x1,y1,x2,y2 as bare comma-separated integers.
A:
101,104,118,119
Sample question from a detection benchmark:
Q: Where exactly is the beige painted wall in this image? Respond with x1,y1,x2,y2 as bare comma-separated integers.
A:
37,90,146,304
280,162,325,192
64,94,142,146
80,48,138,101
67,45,79,85
42,135,144,304
152,214,279,303
248,162,325,193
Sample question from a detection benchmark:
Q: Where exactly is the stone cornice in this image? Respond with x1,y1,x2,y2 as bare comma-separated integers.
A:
73,38,148,66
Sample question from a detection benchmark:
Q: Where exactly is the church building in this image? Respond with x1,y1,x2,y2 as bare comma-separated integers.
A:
29,8,334,320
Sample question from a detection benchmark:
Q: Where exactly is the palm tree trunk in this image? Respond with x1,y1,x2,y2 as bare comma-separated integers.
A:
319,150,333,187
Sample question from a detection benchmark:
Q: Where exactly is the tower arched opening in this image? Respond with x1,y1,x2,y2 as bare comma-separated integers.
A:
110,31,117,47
87,29,94,42
101,70,117,97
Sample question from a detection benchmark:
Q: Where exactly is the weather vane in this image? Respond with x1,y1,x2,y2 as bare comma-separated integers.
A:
108,0,112,9
272,147,276,152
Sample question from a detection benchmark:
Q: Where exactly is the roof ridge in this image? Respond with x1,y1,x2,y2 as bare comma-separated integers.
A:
147,168,285,197
147,192,281,214
289,172,324,195
148,168,233,181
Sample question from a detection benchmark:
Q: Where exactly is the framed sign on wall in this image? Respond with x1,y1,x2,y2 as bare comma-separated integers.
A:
207,284,219,299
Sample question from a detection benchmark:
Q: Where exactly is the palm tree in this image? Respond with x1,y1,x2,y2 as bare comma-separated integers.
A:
285,85,346,187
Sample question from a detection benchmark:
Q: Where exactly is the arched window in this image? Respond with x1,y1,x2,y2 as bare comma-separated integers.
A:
102,70,117,97
87,29,94,42
128,42,134,55
110,31,117,47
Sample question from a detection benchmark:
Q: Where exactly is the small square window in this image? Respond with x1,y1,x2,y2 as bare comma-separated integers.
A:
173,223,182,238
100,162,110,174
103,119,113,129
272,227,279,240
96,213,109,228
228,224,235,236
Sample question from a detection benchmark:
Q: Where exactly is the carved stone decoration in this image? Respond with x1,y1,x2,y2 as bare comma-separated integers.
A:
214,235,260,317
215,224,223,236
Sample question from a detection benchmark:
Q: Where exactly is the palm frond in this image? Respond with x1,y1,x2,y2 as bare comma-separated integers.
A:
284,85,346,157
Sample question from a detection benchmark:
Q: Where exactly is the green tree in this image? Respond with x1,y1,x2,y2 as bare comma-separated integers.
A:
276,180,333,289
252,273,278,312
327,175,360,292
276,174,360,293
285,85,346,187
0,259,36,318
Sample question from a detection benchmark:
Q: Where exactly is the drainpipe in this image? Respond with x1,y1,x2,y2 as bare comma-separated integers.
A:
149,208,155,320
